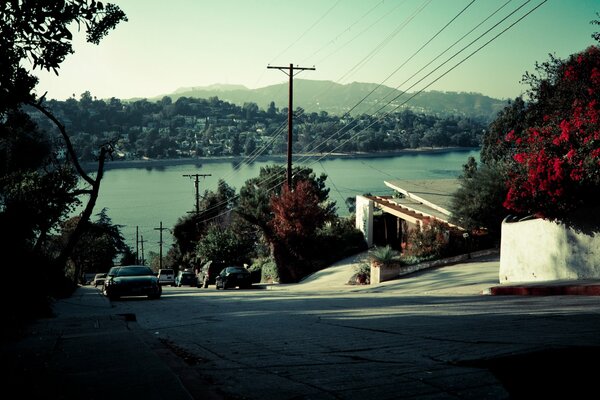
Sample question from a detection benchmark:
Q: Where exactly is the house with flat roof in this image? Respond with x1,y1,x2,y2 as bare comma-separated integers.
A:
355,179,463,248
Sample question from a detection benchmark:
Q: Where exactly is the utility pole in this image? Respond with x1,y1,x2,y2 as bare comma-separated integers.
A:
135,226,139,264
267,63,315,189
183,173,211,214
139,235,146,265
154,221,168,270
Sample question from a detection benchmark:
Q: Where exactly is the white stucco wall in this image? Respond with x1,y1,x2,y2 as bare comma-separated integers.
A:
499,217,600,283
355,196,374,247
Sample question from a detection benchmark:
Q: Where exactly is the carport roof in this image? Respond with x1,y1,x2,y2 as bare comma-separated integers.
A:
384,179,460,216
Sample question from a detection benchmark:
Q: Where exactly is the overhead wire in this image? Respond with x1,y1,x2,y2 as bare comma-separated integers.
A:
293,0,529,166
367,0,533,118
296,0,548,178
344,0,478,118
293,0,486,164
268,0,342,65
180,0,547,226
300,0,386,65
335,0,433,86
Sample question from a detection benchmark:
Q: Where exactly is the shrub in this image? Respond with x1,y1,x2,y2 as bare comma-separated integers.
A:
369,245,400,267
251,256,279,283
503,46,600,219
403,219,449,259
348,263,370,285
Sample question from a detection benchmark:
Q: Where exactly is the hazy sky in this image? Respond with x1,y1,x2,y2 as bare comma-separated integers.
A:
34,0,599,102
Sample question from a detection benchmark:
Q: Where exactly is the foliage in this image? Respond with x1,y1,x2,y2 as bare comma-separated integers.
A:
503,46,600,219
402,219,451,259
312,217,368,268
369,245,400,267
269,179,336,282
196,223,252,266
449,160,507,239
1,1,126,323
348,263,370,285
29,95,488,162
1,0,127,115
480,97,528,165
270,180,331,248
237,165,334,236
56,208,131,283
250,256,279,283
171,179,237,269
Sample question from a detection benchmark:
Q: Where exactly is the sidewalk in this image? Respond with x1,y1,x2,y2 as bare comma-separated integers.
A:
1,286,194,400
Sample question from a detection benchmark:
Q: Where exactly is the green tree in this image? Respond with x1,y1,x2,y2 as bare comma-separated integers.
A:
196,224,252,266
449,163,507,240
171,179,237,270
58,208,131,283
0,1,127,319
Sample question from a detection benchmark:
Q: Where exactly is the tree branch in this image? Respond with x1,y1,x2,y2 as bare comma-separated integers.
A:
27,100,95,186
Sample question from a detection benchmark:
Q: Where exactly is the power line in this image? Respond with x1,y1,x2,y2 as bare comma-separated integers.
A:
292,0,534,166
301,0,386,65
297,0,548,175
166,1,546,227
269,0,341,65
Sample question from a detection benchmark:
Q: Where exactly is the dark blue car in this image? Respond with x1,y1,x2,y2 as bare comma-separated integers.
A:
215,266,252,290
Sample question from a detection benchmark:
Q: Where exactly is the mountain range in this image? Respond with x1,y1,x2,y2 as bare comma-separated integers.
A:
151,79,509,122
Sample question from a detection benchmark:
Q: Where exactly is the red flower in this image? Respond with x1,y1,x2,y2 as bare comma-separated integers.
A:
513,153,527,163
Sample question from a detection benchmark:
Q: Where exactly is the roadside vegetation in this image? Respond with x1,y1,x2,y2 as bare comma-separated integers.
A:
450,17,600,239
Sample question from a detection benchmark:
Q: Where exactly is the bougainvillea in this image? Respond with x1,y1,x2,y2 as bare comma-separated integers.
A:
503,46,600,218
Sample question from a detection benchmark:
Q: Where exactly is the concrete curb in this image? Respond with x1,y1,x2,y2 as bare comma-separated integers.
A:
487,281,600,296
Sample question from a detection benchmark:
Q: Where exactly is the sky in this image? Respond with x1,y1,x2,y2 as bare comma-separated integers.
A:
33,0,600,102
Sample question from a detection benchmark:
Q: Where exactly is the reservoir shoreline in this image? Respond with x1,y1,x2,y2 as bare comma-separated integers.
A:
85,147,478,172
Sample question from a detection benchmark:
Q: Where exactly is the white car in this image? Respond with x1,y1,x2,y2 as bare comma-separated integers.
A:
92,273,107,288
157,269,175,286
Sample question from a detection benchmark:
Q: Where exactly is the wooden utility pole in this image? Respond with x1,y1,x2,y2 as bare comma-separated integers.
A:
139,235,146,265
154,221,168,270
135,226,139,264
183,173,211,214
267,63,315,189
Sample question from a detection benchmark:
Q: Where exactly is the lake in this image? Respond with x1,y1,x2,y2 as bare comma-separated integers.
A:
89,149,479,256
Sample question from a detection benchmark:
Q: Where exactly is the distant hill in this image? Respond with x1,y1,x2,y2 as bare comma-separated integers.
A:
152,80,507,122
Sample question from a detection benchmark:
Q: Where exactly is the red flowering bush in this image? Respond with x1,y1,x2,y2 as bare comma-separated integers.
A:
503,46,600,218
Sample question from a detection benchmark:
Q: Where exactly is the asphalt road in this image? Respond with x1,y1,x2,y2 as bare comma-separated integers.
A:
98,255,600,399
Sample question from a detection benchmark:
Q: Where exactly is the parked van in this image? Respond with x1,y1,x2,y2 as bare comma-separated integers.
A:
157,268,175,286
197,261,226,288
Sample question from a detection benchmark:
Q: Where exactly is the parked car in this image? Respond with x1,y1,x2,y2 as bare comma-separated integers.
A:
157,268,175,286
215,266,252,290
103,265,162,300
175,270,197,287
197,261,226,288
92,273,107,288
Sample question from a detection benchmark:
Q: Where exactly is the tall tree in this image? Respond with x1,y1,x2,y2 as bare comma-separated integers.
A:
0,1,127,309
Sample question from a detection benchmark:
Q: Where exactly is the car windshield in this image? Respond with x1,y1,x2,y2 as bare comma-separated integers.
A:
116,266,153,277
